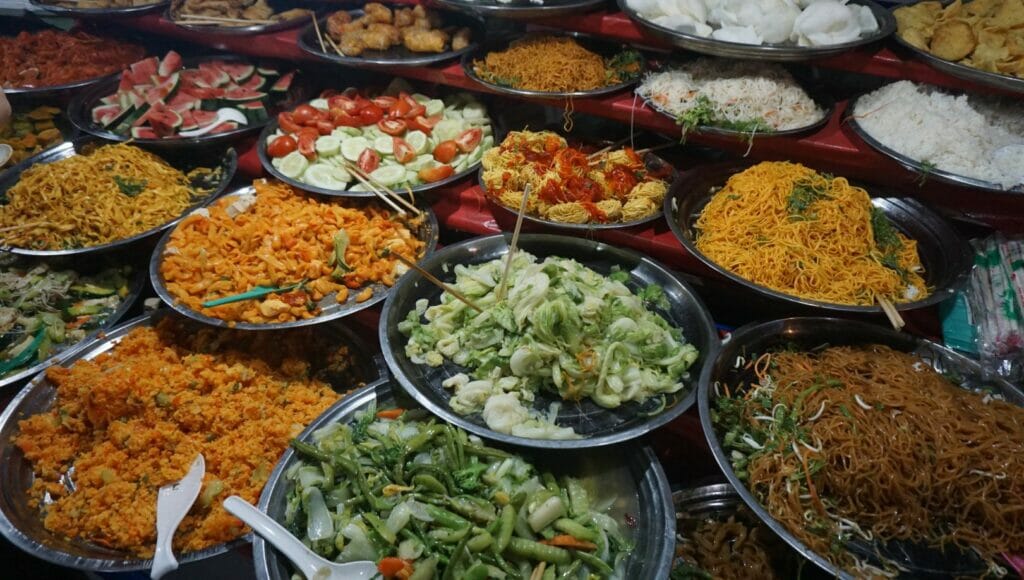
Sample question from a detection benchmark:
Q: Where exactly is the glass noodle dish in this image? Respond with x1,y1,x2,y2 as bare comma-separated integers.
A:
285,406,636,579
400,252,699,439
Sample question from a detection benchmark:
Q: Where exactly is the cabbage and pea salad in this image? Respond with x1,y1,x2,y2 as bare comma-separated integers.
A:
286,407,634,579
399,252,699,439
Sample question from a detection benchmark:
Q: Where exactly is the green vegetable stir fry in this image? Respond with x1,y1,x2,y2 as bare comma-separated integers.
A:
399,252,699,439
0,261,130,378
286,407,634,580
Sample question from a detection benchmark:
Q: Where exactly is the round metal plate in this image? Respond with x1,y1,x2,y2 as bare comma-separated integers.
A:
618,0,895,62
433,0,606,20
297,11,483,68
150,185,439,331
0,309,386,572
699,317,1024,579
0,137,237,257
462,31,645,99
846,94,1023,194
254,380,676,580
380,233,718,449
0,255,146,392
165,6,312,36
68,55,302,150
665,160,972,314
27,0,167,17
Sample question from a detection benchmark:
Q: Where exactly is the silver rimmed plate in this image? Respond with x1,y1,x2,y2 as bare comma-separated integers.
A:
619,0,895,62
254,379,677,580
434,0,606,20
699,317,1024,579
297,10,483,68
150,185,439,331
0,137,237,257
462,31,645,99
165,5,313,36
665,160,972,314
0,309,387,571
27,0,167,17
379,233,718,449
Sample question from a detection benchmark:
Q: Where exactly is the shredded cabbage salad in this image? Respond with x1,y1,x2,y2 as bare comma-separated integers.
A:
399,252,699,439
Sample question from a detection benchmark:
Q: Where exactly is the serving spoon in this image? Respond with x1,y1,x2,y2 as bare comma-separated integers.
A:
179,108,248,138
0,144,12,167
152,454,206,580
223,496,377,580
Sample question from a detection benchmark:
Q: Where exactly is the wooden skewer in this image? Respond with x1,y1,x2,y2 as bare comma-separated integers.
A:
324,31,345,57
311,13,326,53
388,250,483,313
633,142,675,156
345,162,422,217
586,137,631,161
495,184,531,302
0,222,54,233
345,169,406,216
877,296,905,331
176,14,277,25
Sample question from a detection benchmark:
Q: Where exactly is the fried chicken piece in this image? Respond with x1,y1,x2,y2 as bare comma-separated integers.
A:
394,8,415,27
242,0,273,20
339,31,365,56
362,28,394,51
367,22,401,46
451,27,472,51
402,27,448,53
276,8,312,21
363,2,392,24
411,5,444,28
326,9,352,36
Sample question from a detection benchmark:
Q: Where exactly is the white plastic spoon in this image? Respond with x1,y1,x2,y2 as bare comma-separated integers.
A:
152,454,206,580
223,496,378,580
0,144,12,167
178,108,248,138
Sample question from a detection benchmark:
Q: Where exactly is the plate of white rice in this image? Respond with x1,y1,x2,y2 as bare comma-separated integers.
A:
849,80,1024,193
636,58,830,139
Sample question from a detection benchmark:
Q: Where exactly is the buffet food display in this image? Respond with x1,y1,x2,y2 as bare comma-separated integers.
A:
0,4,1021,580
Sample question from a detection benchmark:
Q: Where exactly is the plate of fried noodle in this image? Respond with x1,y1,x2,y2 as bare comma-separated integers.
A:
701,317,1024,578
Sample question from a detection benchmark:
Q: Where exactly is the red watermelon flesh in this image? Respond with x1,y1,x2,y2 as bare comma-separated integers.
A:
241,74,266,90
128,57,158,82
190,110,219,127
167,91,201,113
158,51,183,77
131,127,159,139
92,104,123,126
208,121,239,134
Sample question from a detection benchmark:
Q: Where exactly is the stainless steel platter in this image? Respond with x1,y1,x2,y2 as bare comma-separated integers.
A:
0,137,237,257
618,0,895,62
461,32,646,99
150,185,439,331
846,95,1023,194
297,11,483,68
665,160,972,314
165,5,313,36
0,309,387,571
698,317,1024,579
254,380,677,580
27,0,168,17
379,233,718,450
0,255,146,392
434,0,606,20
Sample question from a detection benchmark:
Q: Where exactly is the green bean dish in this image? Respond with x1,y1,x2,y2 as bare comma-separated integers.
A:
285,407,634,579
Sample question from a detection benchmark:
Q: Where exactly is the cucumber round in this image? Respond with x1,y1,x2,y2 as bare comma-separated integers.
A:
331,166,353,183
374,135,394,155
411,93,430,104
333,126,362,138
341,137,371,162
434,119,462,142
315,136,341,157
406,130,429,155
309,98,329,111
461,102,487,120
425,99,445,117
305,164,344,190
370,165,406,186
277,151,309,179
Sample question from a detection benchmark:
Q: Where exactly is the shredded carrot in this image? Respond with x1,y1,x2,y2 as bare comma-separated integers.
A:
376,408,405,420
540,535,597,551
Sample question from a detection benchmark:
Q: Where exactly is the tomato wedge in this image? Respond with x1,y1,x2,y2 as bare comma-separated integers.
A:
393,137,416,164
372,96,397,109
315,120,335,135
432,140,458,163
292,104,322,126
358,103,384,125
330,108,361,127
409,114,442,135
358,149,380,173
267,135,297,158
455,128,483,153
377,557,413,579
277,112,303,134
328,95,358,114
297,132,317,159
418,164,454,183
378,118,407,136
391,97,413,118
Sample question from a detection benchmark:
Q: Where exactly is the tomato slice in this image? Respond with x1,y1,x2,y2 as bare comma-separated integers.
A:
330,108,361,127
455,128,483,153
408,114,442,135
432,140,458,163
292,104,322,126
372,96,397,110
393,137,416,164
418,164,454,183
358,103,384,125
267,135,297,158
378,118,407,136
391,97,413,118
297,132,317,159
358,149,380,173
328,95,358,114
277,112,303,134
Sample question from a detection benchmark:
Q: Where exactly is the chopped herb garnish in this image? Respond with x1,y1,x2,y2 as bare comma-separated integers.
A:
113,175,147,197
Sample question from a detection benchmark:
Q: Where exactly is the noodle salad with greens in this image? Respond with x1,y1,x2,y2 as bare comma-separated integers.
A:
399,252,699,439
285,407,634,579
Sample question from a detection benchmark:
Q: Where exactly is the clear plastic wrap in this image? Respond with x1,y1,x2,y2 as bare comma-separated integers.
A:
967,235,1024,382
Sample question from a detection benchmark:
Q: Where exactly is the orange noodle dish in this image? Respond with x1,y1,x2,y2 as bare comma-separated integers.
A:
712,344,1024,577
160,180,426,324
13,316,360,557
481,130,671,224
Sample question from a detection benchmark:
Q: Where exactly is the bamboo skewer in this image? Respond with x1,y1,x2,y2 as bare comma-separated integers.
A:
495,184,531,302
0,222,55,233
344,162,422,217
633,142,675,156
344,169,406,216
585,137,631,161
175,14,277,25
877,296,905,331
311,14,326,53
387,249,483,313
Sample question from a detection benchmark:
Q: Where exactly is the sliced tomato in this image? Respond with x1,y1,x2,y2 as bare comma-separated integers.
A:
297,132,317,159
432,140,458,163
330,108,361,127
328,95,358,114
277,112,303,134
292,104,322,126
378,557,413,578
393,137,416,164
314,120,334,135
372,96,397,110
391,97,413,118
358,149,380,173
455,128,483,153
418,164,454,183
410,113,443,134
378,118,407,136
267,135,297,158
358,102,384,125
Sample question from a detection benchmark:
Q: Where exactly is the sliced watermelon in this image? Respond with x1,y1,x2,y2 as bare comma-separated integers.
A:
221,88,265,103
180,111,200,132
147,106,183,137
208,121,239,134
99,93,120,106
116,73,135,94
128,57,159,84
145,72,180,106
270,71,295,93
131,127,158,139
158,51,183,77
198,62,232,87
240,74,266,91
93,103,127,126
238,101,268,123
167,90,201,114
257,66,279,77
191,110,219,127
180,69,204,86
219,62,256,83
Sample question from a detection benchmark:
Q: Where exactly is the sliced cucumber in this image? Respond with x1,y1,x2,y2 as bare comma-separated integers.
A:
434,119,462,142
330,166,352,183
461,102,487,120
374,135,394,155
411,93,430,104
333,126,362,138
454,154,470,173
405,170,419,184
481,135,494,150
370,165,406,186
348,181,372,192
444,108,462,120
407,154,435,171
406,130,429,155
315,135,341,157
425,99,445,117
305,164,344,190
309,98,329,111
277,151,309,179
341,137,371,162
470,143,486,163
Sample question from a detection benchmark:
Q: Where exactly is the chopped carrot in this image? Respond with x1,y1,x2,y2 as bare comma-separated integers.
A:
378,557,413,578
376,408,405,420
540,535,597,551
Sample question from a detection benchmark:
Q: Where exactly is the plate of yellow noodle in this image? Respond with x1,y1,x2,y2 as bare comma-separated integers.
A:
480,130,675,229
0,139,235,256
463,33,644,98
666,160,971,313
701,317,1024,578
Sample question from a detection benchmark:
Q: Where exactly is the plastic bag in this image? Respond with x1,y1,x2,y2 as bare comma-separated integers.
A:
967,234,1024,382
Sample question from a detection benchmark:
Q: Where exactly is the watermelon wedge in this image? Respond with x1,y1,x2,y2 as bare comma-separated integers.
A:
219,62,256,83
167,91,201,114
158,51,183,77
92,103,126,126
271,71,295,93
131,127,158,139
